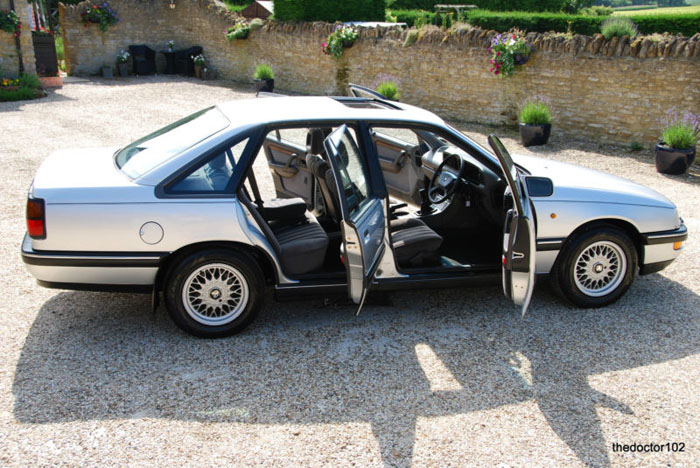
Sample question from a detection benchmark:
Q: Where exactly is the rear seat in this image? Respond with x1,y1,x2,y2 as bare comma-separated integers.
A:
271,212,329,276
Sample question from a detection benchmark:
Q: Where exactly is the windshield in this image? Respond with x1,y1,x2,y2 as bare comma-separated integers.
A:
115,107,229,179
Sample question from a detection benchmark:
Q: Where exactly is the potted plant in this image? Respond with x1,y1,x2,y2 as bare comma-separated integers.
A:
192,54,205,79
375,75,400,101
253,63,274,93
655,110,699,175
116,50,129,77
101,63,113,78
519,97,552,147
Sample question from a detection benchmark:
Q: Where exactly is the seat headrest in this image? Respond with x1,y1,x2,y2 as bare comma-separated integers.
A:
306,153,331,178
306,128,331,155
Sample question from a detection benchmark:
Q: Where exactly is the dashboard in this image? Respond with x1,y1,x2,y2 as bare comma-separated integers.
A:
421,146,506,225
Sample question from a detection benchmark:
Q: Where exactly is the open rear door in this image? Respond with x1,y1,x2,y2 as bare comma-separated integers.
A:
324,125,386,313
488,135,536,316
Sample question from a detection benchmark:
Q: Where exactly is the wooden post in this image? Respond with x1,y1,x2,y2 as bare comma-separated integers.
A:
9,0,25,74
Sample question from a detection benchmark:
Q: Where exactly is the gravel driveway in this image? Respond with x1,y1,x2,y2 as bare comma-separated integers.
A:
1,76,698,467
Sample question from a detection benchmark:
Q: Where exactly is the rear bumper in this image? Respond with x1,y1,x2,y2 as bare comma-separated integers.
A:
21,233,162,289
640,221,687,275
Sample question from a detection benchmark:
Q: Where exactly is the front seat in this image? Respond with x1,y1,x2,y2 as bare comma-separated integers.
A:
304,128,443,268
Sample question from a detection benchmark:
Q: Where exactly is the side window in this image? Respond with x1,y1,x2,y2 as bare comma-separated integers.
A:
371,127,420,146
334,130,371,220
168,138,249,194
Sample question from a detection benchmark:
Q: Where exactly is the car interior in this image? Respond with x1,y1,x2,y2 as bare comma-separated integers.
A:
238,123,507,281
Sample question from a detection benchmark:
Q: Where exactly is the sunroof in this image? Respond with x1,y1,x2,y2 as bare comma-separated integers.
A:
333,97,401,110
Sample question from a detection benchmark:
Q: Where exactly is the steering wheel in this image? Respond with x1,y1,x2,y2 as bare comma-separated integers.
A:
428,152,464,204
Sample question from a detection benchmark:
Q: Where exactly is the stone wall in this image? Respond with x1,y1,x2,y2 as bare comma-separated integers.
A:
59,0,700,144
0,0,36,77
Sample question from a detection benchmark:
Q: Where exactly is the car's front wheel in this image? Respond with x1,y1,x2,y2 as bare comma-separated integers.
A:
165,249,264,338
551,227,637,308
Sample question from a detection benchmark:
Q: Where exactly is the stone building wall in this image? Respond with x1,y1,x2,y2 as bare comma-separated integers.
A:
59,0,700,144
0,0,37,77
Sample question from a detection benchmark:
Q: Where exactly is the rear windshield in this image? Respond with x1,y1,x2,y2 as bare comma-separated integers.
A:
115,107,230,179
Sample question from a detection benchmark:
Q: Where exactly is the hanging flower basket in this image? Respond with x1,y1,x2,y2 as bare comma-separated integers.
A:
80,3,119,32
0,9,21,38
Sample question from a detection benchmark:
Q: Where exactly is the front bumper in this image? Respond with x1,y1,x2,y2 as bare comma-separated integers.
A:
21,233,162,291
640,220,688,275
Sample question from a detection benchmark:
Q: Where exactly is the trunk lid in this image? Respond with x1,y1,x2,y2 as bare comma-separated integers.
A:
31,147,153,203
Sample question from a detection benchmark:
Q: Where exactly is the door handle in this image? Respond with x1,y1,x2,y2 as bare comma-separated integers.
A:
512,251,525,260
363,230,370,238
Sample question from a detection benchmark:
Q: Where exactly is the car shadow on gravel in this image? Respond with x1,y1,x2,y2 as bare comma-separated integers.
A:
13,275,700,468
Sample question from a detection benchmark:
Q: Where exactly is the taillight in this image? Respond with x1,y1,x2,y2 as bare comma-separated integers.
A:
26,197,46,239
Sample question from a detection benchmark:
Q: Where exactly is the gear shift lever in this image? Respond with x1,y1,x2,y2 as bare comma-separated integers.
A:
419,188,433,215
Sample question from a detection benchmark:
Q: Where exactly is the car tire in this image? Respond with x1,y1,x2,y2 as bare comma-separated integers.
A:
551,227,637,308
164,249,264,338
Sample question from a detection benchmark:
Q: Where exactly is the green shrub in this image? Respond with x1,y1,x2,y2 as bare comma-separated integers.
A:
464,10,602,35
391,0,565,10
253,63,274,80
274,0,386,22
629,140,644,151
462,9,700,36
581,6,614,16
601,16,638,38
662,124,698,150
19,73,41,89
0,87,38,102
376,80,400,100
390,9,435,27
520,100,552,125
633,12,700,37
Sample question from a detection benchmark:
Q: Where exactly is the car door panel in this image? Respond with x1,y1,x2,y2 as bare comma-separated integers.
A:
488,135,536,316
324,125,385,305
262,137,313,204
372,131,422,204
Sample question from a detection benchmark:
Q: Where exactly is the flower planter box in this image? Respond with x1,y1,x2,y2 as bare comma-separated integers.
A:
32,35,59,77
655,144,696,175
39,76,63,88
519,123,551,147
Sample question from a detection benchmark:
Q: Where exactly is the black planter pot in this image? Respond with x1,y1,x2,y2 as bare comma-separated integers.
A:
519,123,551,147
655,143,696,175
513,53,530,65
255,78,274,93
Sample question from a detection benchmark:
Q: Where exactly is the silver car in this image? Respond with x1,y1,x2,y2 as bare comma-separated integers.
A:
21,87,688,337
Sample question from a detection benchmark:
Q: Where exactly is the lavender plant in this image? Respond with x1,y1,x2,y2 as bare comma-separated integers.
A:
660,110,699,150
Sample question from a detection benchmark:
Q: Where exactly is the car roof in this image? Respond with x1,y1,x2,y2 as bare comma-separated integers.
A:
216,96,446,128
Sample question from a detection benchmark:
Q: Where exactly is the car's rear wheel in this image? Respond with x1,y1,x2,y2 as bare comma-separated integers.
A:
165,249,264,338
551,227,637,308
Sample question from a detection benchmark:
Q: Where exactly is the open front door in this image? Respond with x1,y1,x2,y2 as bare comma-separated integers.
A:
488,135,536,316
324,125,386,311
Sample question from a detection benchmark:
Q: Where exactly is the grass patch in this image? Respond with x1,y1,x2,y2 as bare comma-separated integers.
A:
0,87,39,102
222,0,247,13
614,4,700,15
